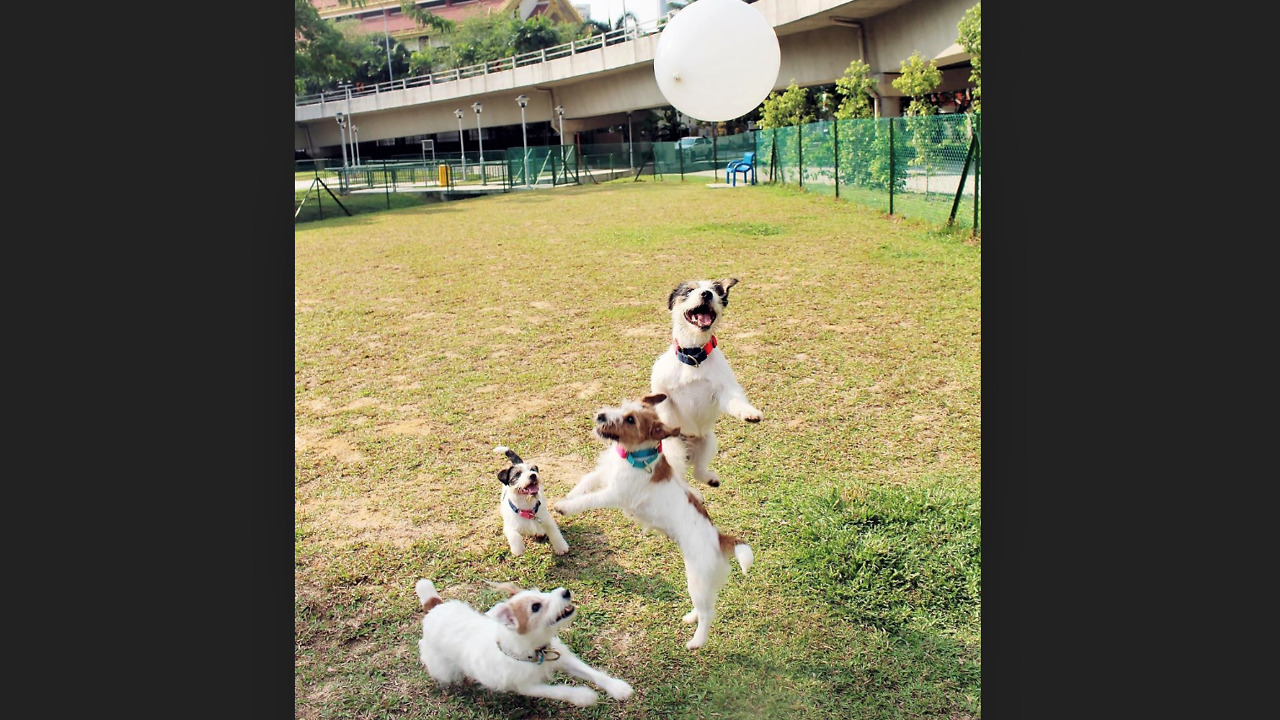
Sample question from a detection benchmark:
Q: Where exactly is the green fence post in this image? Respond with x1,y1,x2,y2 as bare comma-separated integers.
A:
949,135,976,226
798,124,803,189
888,119,895,215
973,131,980,235
384,159,390,209
833,119,840,199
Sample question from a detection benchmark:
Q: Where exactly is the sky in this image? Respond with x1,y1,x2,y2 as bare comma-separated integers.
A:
580,0,665,26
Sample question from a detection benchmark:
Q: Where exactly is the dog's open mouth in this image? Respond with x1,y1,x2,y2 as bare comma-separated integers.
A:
517,482,539,495
595,427,619,441
552,604,575,623
684,305,716,330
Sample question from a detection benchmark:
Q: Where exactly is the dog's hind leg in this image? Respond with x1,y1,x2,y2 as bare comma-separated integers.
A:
687,433,722,488
519,683,599,707
683,557,731,650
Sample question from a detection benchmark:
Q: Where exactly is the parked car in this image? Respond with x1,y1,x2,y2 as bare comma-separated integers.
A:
676,136,713,162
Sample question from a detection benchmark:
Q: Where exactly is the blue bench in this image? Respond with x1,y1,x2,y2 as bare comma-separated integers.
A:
726,152,756,186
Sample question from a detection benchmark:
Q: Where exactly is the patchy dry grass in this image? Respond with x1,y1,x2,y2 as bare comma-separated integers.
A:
295,177,980,719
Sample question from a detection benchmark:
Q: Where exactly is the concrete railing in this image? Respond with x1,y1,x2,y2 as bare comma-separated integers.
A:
294,17,668,109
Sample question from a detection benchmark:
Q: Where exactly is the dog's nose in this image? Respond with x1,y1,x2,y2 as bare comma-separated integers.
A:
561,588,571,600
596,413,606,423
701,290,713,302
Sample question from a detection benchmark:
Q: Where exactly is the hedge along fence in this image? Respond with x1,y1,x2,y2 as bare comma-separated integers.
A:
756,113,980,234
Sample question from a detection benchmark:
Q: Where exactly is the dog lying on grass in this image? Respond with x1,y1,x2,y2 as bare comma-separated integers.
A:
415,578,633,707
553,393,753,650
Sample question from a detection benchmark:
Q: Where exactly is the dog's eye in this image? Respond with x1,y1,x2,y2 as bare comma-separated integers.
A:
531,602,542,613
624,416,635,424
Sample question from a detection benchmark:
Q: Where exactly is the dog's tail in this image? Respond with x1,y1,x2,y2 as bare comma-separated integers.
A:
415,578,443,613
717,532,754,575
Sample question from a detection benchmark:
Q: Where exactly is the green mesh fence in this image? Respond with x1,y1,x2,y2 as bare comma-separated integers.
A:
298,114,980,231
504,144,580,187
757,113,980,231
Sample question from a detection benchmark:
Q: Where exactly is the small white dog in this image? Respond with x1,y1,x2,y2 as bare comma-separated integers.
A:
415,578,633,706
650,278,762,488
553,394,753,650
494,445,568,557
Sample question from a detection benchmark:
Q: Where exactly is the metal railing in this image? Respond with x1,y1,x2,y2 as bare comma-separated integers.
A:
294,17,668,108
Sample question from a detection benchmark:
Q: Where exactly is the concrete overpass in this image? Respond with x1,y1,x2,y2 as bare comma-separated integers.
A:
294,0,977,156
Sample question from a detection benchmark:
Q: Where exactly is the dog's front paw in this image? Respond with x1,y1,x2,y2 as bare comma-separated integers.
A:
740,407,762,423
605,679,634,701
568,687,599,707
551,502,568,516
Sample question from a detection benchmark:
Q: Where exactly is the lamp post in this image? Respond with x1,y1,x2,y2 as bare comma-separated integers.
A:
516,94,530,187
627,110,633,171
555,105,565,144
472,102,485,185
335,112,349,191
340,83,355,166
352,126,360,166
454,109,466,180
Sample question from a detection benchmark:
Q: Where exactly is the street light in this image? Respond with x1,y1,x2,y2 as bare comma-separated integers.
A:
339,83,355,167
472,102,485,186
454,109,466,179
352,126,360,166
335,112,349,191
516,95,530,187
627,110,634,171
555,105,565,144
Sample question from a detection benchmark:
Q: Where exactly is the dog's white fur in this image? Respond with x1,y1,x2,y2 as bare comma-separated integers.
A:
650,278,761,488
553,394,753,650
415,578,633,706
494,445,568,557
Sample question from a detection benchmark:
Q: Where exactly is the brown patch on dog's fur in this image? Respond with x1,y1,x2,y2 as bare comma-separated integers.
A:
506,598,532,634
687,491,710,519
717,531,740,556
650,456,674,483
421,596,443,613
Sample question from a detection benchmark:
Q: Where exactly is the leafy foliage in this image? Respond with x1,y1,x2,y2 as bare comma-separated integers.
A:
834,58,876,120
759,81,812,129
891,51,942,118
956,3,981,111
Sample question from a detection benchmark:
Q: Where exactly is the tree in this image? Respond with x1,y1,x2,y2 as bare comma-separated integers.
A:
833,58,876,119
759,81,811,129
956,3,980,112
892,51,943,198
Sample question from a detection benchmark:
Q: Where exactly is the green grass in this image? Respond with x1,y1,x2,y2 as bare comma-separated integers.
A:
294,188,445,223
295,177,981,719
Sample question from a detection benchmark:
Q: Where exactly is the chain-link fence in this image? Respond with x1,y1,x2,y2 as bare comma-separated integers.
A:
755,113,980,231
296,114,980,231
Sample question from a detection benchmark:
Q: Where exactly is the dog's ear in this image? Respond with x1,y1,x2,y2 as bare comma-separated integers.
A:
486,580,526,596
494,445,524,465
641,393,667,407
490,602,519,629
667,281,693,310
715,277,739,304
497,468,512,485
652,423,680,441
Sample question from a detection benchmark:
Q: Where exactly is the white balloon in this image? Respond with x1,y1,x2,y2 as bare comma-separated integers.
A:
653,0,781,122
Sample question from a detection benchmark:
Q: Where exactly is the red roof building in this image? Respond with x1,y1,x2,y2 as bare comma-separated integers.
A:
312,0,586,52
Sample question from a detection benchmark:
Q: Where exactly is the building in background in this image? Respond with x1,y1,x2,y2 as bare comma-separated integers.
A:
311,0,585,52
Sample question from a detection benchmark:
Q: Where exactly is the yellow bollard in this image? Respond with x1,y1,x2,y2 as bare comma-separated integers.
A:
438,164,450,186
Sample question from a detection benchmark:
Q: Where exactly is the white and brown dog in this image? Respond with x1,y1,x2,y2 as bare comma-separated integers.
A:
650,278,762,488
495,445,568,557
553,394,753,650
415,578,633,707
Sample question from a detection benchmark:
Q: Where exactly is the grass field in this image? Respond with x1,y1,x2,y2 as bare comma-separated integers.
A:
295,176,981,719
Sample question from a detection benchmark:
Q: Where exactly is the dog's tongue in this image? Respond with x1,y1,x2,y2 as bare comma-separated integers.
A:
690,313,714,329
